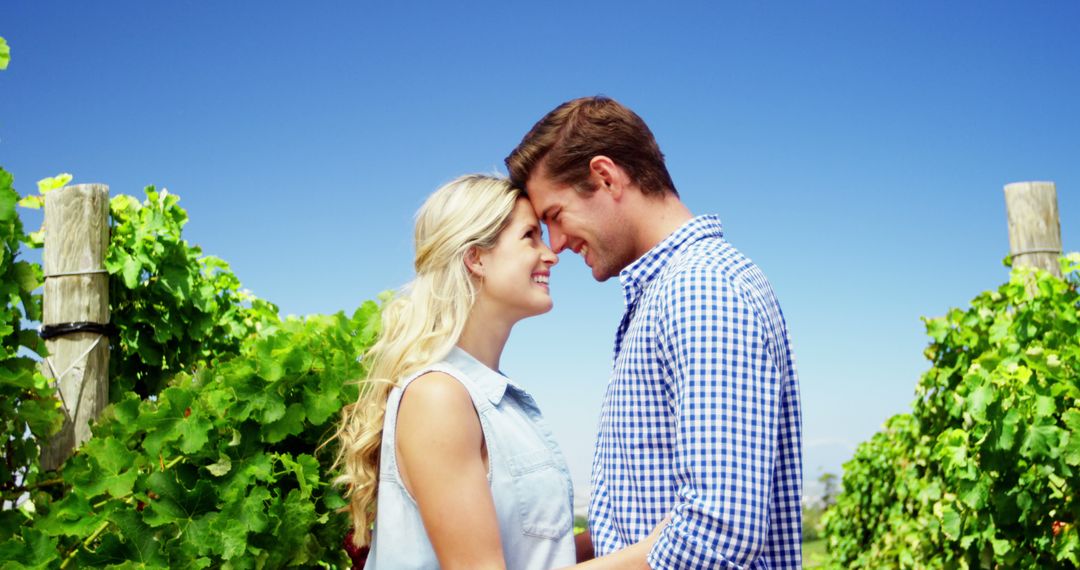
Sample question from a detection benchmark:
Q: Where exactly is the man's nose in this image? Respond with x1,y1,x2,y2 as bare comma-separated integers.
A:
548,226,568,253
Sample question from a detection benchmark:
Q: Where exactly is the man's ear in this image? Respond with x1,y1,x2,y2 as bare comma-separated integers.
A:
589,155,624,199
464,246,484,277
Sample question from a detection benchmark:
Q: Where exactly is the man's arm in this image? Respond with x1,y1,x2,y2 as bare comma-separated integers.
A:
648,268,783,569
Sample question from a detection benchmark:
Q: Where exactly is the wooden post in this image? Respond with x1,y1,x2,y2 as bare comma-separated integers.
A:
40,184,110,471
1004,181,1062,278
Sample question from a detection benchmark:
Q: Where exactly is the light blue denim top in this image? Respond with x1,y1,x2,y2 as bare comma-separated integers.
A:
364,346,576,570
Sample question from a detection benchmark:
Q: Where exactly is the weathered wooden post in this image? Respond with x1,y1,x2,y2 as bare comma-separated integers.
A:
1004,181,1062,278
40,184,110,471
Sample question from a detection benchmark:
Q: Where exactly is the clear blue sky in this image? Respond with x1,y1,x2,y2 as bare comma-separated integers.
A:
3,2,1078,503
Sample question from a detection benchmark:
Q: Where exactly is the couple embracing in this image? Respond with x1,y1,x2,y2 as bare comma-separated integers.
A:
332,96,803,570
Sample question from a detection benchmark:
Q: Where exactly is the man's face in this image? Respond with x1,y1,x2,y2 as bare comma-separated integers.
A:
525,164,636,282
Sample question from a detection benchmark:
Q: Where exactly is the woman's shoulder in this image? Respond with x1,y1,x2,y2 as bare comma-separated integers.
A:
398,370,477,422
395,370,484,464
402,370,471,402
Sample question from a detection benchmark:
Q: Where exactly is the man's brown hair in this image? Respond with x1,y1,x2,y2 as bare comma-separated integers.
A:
505,96,678,197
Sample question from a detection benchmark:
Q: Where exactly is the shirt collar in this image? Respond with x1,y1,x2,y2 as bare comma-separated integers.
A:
443,345,511,405
618,215,724,307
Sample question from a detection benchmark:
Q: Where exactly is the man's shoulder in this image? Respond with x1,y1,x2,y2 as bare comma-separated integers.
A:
651,237,782,318
659,236,756,289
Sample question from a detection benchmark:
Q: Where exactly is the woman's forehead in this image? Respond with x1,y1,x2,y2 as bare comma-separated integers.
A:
509,196,539,225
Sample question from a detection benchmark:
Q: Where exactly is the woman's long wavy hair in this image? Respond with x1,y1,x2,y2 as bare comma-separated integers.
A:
331,174,520,547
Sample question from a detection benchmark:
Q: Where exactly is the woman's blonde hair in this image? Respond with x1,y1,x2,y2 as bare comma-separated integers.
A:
331,174,520,547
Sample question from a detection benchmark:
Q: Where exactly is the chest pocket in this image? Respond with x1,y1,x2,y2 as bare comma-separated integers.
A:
506,447,573,540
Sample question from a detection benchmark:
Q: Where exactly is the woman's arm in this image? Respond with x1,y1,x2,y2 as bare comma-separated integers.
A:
398,371,664,570
561,517,666,570
397,371,505,570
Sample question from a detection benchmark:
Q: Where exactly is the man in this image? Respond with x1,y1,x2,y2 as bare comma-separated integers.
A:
505,96,803,569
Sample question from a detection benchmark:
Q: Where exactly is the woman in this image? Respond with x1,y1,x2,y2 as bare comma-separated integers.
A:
332,175,661,569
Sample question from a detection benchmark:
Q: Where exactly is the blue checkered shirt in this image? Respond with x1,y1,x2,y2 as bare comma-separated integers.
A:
588,215,803,569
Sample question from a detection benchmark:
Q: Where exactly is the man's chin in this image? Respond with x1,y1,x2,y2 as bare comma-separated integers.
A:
591,265,616,282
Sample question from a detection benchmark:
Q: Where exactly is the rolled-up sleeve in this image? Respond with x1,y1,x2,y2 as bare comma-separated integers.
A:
648,268,782,569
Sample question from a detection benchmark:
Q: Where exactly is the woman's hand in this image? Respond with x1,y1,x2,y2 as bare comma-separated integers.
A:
640,515,670,550
564,515,670,570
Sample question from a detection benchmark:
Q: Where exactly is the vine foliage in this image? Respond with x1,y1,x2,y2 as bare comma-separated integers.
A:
103,188,280,400
0,168,64,521
2,177,382,567
0,36,381,566
823,256,1080,568
1,180,384,565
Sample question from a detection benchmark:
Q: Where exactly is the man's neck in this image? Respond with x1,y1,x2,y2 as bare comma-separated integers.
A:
630,194,694,259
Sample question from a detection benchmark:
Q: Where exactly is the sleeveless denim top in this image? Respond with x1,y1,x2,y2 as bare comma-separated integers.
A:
364,347,576,570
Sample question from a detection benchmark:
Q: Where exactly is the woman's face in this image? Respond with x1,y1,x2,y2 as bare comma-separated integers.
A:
474,197,559,320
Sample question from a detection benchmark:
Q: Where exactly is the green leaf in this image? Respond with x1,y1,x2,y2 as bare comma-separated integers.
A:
35,173,71,195
233,375,286,424
302,384,340,426
34,491,107,537
0,528,60,567
25,229,44,248
0,37,9,70
140,387,211,456
121,255,141,288
266,488,322,564
178,411,212,455
14,397,63,439
1056,525,1080,566
1064,409,1080,466
278,453,320,499
989,314,1012,344
238,486,271,533
961,478,989,510
1061,252,1080,275
1034,394,1057,418
81,437,141,498
262,402,306,443
925,317,949,343
16,194,43,210
999,408,1021,450
940,504,962,539
322,487,347,511
142,471,218,531
206,454,232,477
0,186,17,222
84,509,167,567
255,349,285,383
216,516,248,560
967,384,994,422
1020,422,1062,460
12,261,40,293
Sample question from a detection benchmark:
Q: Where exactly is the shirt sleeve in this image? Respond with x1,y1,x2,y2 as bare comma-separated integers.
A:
647,267,783,569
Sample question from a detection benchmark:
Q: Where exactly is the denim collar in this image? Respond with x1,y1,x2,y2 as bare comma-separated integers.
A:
444,345,512,405
618,215,724,308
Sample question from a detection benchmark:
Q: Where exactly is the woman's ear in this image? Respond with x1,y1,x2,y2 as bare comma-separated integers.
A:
464,247,484,277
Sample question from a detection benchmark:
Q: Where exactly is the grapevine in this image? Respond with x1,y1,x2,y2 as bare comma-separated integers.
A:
823,256,1080,568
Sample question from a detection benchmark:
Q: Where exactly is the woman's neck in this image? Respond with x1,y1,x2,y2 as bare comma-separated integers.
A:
456,301,514,372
